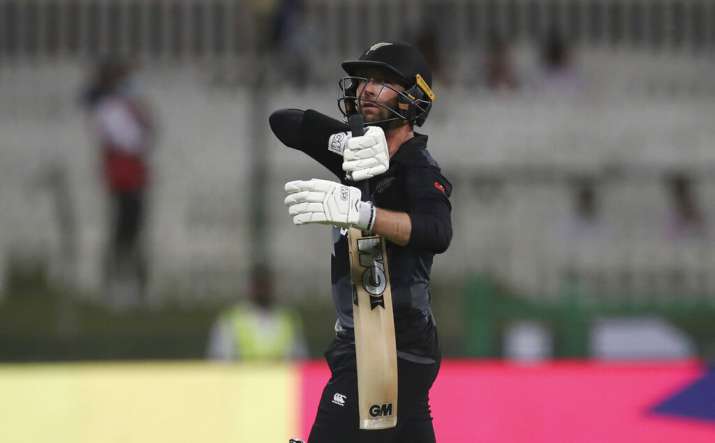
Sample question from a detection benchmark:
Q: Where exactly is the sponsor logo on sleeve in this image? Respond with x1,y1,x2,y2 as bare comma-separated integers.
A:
332,393,347,407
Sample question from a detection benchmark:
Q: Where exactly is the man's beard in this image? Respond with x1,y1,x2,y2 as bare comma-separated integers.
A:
359,98,407,130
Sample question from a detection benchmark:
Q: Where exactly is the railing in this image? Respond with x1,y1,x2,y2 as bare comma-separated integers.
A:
0,0,714,63
2,74,715,299
449,167,715,299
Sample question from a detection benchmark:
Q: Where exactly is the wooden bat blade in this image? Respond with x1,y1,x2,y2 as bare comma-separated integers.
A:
348,227,398,430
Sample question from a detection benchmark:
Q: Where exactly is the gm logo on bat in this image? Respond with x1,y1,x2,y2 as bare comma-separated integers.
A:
369,403,393,417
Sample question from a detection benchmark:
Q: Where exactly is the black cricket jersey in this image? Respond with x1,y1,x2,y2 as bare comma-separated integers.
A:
288,112,453,363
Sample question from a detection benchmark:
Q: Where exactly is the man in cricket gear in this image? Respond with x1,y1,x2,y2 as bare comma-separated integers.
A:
273,41,451,443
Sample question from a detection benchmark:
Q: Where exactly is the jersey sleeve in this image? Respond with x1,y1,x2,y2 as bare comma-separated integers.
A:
269,108,347,179
404,166,453,253
298,110,347,178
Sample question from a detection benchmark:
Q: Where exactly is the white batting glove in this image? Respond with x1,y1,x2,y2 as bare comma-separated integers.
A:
343,126,389,182
284,179,376,231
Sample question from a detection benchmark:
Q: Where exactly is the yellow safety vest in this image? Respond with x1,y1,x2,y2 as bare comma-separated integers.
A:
224,306,299,360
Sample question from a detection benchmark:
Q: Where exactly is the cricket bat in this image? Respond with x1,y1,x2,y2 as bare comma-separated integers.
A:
347,113,398,430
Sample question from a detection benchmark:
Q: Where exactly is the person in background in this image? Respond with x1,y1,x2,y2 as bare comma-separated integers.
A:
567,178,604,240
81,57,157,308
664,172,707,241
414,20,443,84
484,30,519,91
554,178,609,295
271,0,316,89
535,26,582,95
660,172,709,294
207,265,307,361
247,0,280,53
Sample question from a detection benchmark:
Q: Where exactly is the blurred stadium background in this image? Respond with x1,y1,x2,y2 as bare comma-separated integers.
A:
1,0,715,441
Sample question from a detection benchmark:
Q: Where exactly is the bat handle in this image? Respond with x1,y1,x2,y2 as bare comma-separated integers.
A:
348,113,365,137
348,114,370,200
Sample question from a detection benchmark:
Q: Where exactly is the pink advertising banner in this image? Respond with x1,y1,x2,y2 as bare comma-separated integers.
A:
300,360,715,442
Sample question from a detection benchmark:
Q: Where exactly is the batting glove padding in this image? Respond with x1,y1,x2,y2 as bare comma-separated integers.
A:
327,126,389,182
343,126,389,181
284,179,376,231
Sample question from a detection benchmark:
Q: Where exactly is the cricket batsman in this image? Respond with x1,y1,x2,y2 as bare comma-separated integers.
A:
273,41,453,443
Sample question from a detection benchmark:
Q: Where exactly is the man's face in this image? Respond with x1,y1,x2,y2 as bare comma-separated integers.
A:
355,69,406,124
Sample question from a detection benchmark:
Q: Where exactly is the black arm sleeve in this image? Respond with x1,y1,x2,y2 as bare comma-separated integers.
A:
405,167,453,253
268,108,303,148
269,108,348,179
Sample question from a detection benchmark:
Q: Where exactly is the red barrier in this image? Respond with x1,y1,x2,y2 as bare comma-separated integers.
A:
300,360,715,442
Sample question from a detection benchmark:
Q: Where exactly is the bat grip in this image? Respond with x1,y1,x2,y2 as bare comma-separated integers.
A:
348,114,370,201
349,114,377,278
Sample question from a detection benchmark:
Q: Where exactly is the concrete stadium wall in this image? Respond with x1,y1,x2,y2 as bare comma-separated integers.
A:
1,54,715,300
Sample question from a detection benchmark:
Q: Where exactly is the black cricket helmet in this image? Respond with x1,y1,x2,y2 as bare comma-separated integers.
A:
338,41,436,127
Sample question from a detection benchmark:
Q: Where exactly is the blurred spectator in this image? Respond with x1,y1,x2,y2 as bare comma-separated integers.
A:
565,178,604,240
664,172,707,241
271,0,316,88
247,0,280,53
414,20,443,84
81,57,157,308
207,265,307,361
534,26,582,95
484,31,518,91
555,178,609,293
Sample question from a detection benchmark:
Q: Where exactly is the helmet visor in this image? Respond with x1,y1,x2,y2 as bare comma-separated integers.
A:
338,76,432,127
